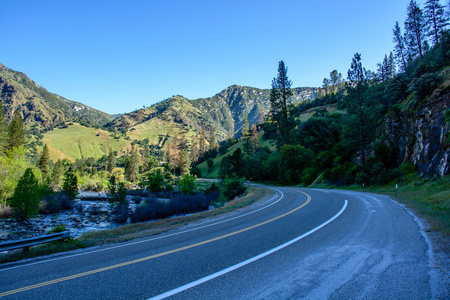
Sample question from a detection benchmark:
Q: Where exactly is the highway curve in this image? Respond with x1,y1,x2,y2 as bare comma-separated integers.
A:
0,187,442,299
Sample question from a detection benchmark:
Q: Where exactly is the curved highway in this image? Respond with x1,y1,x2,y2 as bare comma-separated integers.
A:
0,187,439,299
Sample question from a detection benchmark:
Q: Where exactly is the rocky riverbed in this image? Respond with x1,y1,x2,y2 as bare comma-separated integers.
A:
0,193,137,242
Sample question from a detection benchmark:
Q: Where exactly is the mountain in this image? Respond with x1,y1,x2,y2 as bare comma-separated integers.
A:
105,95,204,146
1,63,318,161
107,85,318,141
191,85,317,136
0,63,114,128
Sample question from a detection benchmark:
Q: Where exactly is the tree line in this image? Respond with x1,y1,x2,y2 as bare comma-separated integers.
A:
210,0,450,187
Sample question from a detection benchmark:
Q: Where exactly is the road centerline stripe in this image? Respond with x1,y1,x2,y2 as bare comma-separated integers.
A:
0,189,309,298
149,198,348,300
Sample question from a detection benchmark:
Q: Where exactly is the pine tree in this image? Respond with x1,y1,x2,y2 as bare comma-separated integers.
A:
388,52,396,78
347,53,367,84
191,135,198,163
242,114,252,155
377,55,388,82
179,148,191,176
269,60,294,145
424,0,449,45
51,159,64,187
62,166,78,200
165,140,174,172
10,168,41,220
7,110,27,150
199,123,206,156
251,123,258,152
329,70,343,93
393,21,408,72
0,102,7,154
39,144,51,181
345,53,372,176
242,114,250,138
405,0,427,59
322,78,330,95
107,149,116,174
209,125,217,151
125,145,139,182
228,118,235,140
377,53,396,82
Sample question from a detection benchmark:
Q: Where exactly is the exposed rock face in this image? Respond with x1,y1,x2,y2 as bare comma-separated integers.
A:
384,88,450,177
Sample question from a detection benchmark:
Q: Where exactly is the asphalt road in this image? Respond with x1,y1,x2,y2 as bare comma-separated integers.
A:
0,187,442,299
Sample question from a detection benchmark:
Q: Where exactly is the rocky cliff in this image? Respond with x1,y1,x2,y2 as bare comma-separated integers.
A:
384,75,450,177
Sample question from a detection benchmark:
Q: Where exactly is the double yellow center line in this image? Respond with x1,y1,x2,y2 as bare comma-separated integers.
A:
0,189,310,297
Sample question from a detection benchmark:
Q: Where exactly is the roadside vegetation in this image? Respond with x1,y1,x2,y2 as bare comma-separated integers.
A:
0,186,264,264
0,0,449,263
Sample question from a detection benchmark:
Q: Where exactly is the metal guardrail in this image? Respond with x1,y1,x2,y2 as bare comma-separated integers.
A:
0,230,71,252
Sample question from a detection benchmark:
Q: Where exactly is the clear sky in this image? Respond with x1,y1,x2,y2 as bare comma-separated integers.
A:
1,0,417,114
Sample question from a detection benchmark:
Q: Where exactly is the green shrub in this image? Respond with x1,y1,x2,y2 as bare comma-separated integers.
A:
219,175,247,203
324,162,359,186
148,169,164,193
47,224,66,234
205,182,219,194
112,203,129,223
178,174,197,195
407,73,442,110
300,167,319,186
190,166,202,178
207,158,214,170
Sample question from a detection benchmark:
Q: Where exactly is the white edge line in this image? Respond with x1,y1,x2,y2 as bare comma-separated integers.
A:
0,189,284,272
148,199,348,300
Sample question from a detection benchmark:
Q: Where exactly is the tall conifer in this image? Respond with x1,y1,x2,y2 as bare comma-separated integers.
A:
404,0,427,59
107,149,116,174
393,21,408,72
424,0,448,45
209,125,217,151
0,102,7,154
199,123,206,156
39,144,51,180
7,110,27,150
269,61,294,145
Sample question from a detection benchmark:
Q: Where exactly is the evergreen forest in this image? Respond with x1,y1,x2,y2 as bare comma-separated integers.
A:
0,0,449,224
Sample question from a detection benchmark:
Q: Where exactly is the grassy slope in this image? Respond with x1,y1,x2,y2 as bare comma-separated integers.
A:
298,104,344,122
42,123,130,161
41,97,203,161
197,132,276,178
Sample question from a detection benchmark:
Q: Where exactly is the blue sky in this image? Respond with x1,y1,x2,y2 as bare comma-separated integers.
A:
1,0,417,114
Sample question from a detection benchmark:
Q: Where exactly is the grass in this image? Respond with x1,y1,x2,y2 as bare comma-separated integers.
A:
298,104,344,122
0,186,269,264
197,132,276,179
366,176,449,237
311,174,450,238
42,123,130,161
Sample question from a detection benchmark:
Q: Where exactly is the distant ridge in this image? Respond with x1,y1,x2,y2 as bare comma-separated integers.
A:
107,85,318,140
0,63,114,128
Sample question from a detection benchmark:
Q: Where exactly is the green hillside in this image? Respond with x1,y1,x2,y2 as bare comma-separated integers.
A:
41,123,130,161
106,85,318,142
0,63,113,129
